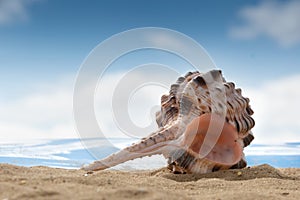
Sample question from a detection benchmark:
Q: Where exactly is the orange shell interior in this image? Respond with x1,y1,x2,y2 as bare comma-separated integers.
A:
182,114,243,165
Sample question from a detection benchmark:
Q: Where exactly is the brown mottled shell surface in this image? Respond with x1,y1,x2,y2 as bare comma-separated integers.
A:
157,70,254,136
83,70,255,174
155,70,255,173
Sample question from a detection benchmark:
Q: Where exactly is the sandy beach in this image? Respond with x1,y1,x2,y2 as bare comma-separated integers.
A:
0,164,299,200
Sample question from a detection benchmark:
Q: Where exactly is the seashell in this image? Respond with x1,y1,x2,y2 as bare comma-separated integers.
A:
83,70,255,174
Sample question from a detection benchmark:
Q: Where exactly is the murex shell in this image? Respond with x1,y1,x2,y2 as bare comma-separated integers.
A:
84,70,255,174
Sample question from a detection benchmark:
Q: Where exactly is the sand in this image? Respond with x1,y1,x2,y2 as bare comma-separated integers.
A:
0,164,299,200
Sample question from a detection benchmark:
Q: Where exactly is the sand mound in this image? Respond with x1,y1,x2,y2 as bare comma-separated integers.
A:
0,164,299,200
158,164,296,182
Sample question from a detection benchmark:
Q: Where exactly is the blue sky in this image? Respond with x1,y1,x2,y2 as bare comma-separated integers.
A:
0,0,300,145
1,0,300,83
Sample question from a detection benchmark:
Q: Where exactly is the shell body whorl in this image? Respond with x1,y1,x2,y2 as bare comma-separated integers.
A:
156,70,255,173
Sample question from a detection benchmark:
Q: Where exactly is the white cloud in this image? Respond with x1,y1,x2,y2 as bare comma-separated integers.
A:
1,70,299,146
0,69,177,141
0,75,77,140
229,0,300,47
245,144,300,156
94,68,177,139
246,74,300,144
0,0,40,25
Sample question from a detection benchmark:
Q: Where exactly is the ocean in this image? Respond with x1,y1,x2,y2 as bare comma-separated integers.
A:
0,138,299,169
